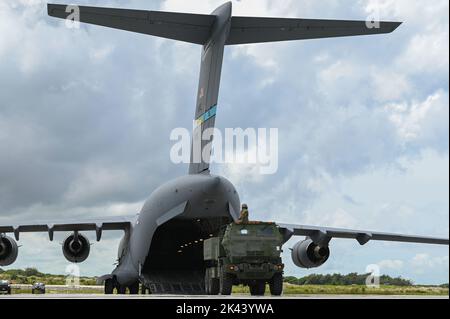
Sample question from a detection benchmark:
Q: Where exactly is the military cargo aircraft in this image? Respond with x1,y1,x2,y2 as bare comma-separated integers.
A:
0,2,448,294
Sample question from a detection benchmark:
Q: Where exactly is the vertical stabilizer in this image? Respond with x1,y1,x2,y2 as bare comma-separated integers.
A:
47,2,402,175
189,2,232,174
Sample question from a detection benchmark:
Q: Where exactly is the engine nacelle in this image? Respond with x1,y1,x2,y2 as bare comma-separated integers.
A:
291,238,330,269
62,233,90,263
0,235,19,266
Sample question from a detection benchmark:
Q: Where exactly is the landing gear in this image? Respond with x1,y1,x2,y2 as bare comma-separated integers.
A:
249,281,266,296
117,284,127,294
104,277,141,294
141,285,150,295
128,281,139,295
269,273,283,296
104,278,114,294
129,281,139,295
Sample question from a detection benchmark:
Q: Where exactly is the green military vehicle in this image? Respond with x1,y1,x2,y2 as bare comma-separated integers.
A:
203,221,285,296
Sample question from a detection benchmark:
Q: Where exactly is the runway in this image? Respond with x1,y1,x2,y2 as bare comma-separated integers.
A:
1,294,448,299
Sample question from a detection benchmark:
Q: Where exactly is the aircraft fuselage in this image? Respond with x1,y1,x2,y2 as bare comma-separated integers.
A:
112,174,240,290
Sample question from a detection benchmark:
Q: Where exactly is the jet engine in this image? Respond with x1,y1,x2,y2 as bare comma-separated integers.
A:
291,238,330,269
62,232,90,263
0,235,18,266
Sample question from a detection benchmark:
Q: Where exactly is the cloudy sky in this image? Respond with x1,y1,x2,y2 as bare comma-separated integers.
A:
0,0,448,284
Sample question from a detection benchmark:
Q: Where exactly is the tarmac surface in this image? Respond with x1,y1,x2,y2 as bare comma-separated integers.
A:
1,294,448,299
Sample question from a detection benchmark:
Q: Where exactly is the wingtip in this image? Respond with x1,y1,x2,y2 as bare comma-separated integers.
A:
47,3,66,17
391,21,403,32
47,3,56,16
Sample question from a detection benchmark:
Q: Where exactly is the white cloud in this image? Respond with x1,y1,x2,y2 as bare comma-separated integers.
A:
317,60,362,100
63,166,134,204
161,0,296,17
304,208,358,228
411,254,449,275
378,202,415,218
364,0,448,26
399,31,449,75
371,70,411,102
378,259,404,270
15,0,45,6
364,0,449,74
219,163,264,186
89,45,115,62
230,45,281,87
385,90,449,146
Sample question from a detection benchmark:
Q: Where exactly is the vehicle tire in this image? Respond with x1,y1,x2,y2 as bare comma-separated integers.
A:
7,288,11,295
249,281,266,296
210,278,220,295
129,281,139,295
104,278,114,295
204,271,210,295
269,273,283,296
42,289,46,295
220,273,233,295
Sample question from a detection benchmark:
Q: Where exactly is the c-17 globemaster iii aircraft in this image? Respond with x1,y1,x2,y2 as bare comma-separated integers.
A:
0,2,448,295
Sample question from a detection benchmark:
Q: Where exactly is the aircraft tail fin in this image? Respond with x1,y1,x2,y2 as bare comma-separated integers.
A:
47,4,216,45
226,17,402,45
48,3,402,176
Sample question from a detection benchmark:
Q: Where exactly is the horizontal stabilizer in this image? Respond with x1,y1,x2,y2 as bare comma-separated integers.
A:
47,4,215,44
226,17,402,45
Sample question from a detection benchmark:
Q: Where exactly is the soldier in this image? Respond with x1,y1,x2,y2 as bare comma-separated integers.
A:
238,204,249,224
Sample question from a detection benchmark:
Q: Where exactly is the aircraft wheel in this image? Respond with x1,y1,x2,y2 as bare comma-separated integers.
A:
104,278,114,295
129,281,139,295
220,273,233,295
249,281,266,296
269,273,283,296
117,284,127,294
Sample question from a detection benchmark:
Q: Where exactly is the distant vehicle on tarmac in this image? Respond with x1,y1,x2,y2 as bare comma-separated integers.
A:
0,280,11,294
204,222,284,296
31,282,46,294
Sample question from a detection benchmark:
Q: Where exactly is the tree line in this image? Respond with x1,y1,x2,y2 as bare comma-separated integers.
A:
1,267,448,287
284,273,414,286
0,267,97,285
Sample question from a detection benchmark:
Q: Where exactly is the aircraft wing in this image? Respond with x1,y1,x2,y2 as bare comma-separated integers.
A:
227,17,402,45
0,215,136,241
47,3,215,45
278,223,449,246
